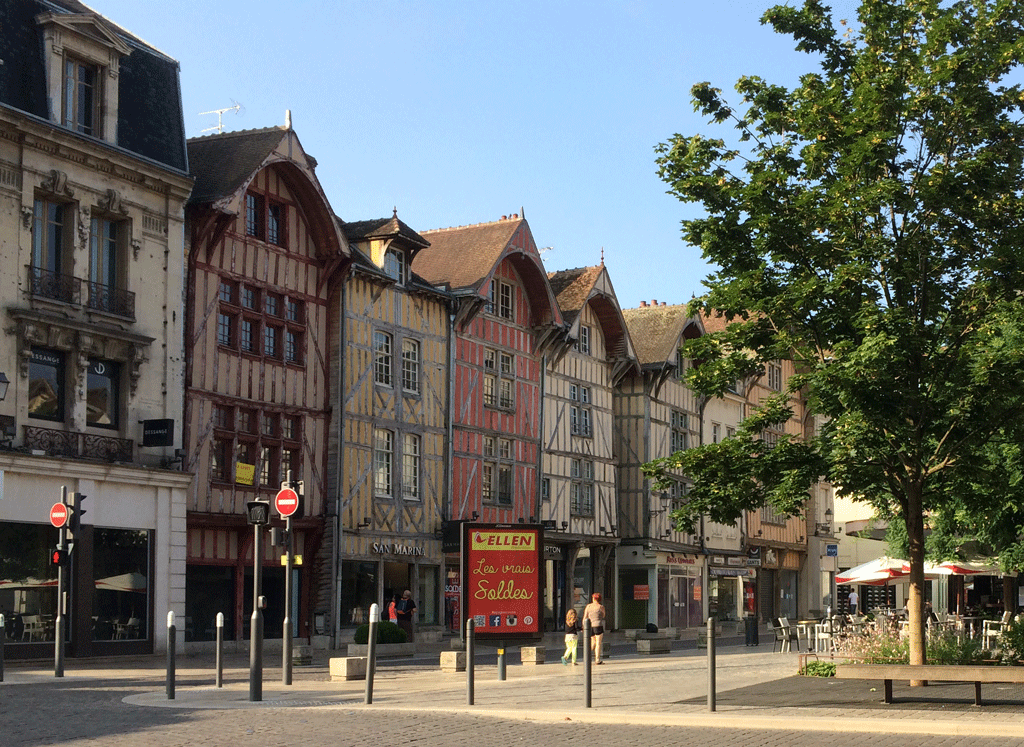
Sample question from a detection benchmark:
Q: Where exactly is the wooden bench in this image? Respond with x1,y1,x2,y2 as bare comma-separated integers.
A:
837,663,1024,706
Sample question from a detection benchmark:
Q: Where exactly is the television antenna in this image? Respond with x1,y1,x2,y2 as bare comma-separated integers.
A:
199,100,244,133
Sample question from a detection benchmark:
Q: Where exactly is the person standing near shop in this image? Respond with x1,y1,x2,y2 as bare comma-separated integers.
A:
396,589,417,642
848,588,859,617
584,592,606,664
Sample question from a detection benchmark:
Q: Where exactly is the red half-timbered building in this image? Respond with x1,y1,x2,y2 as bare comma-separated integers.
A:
183,125,349,645
413,215,566,626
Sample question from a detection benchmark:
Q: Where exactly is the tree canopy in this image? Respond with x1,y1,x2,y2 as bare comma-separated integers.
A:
645,0,1024,666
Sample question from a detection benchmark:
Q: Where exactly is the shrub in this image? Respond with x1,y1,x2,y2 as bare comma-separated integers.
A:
800,660,836,677
926,626,984,665
998,615,1024,662
353,621,408,645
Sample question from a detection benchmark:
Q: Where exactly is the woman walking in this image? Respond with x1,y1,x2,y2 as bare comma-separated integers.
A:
562,608,582,665
584,592,606,664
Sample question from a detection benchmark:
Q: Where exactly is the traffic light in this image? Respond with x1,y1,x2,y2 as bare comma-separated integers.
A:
67,492,86,537
51,548,68,566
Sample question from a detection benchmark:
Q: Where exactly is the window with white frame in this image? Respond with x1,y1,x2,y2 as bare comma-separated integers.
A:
63,57,101,136
374,428,393,496
761,504,788,525
712,422,721,444
402,433,420,501
383,248,407,285
401,338,420,393
575,325,591,355
487,279,514,319
767,361,782,391
483,349,515,409
374,331,392,386
570,458,595,515
570,383,592,437
482,436,514,505
541,477,550,503
670,410,689,452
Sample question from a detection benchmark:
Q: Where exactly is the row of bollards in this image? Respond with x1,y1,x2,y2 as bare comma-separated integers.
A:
155,611,720,709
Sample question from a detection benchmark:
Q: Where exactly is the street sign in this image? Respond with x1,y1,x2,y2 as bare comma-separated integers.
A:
246,501,271,526
274,488,299,517
50,502,69,528
826,543,838,557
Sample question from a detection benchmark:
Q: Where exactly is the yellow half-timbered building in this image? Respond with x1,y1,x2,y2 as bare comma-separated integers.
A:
332,214,449,641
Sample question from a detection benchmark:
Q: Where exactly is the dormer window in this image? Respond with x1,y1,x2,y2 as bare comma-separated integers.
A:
37,12,132,144
383,248,407,284
63,57,100,136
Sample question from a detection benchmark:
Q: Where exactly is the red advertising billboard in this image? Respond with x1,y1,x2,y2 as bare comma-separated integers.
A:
461,523,543,642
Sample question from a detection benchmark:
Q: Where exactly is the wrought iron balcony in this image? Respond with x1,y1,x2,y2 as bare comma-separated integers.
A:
25,425,134,462
86,280,136,320
28,266,80,305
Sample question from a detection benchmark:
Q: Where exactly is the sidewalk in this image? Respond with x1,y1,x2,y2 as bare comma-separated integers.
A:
6,638,1024,737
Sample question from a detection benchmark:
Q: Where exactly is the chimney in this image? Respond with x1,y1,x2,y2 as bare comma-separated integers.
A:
652,299,658,306
640,301,648,308
500,215,507,221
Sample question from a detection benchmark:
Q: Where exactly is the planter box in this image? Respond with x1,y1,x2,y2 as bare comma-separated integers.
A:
637,637,672,654
347,642,415,658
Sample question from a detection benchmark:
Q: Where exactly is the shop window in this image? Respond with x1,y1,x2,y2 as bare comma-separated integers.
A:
0,521,60,643
86,358,120,429
28,348,65,422
91,528,150,641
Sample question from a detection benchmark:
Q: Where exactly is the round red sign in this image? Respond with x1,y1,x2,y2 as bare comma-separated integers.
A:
274,488,299,517
50,502,69,528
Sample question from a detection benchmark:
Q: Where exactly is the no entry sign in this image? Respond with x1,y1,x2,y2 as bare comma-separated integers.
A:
274,487,300,517
50,502,69,528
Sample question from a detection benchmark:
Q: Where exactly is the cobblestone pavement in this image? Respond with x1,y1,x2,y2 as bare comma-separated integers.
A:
5,641,1024,746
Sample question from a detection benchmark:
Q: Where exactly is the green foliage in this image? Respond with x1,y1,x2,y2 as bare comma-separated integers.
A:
997,616,1024,662
799,660,836,677
835,624,985,665
926,627,984,665
353,621,407,645
649,0,1024,662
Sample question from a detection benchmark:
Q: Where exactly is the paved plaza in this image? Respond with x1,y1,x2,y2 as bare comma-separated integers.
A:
4,636,1024,746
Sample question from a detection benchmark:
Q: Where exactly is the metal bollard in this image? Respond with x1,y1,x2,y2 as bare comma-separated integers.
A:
215,612,224,688
166,611,176,700
364,603,378,705
583,618,592,708
0,613,5,683
497,640,506,681
707,616,716,712
466,617,475,705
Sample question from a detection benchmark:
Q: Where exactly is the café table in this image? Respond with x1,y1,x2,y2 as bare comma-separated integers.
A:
796,619,822,651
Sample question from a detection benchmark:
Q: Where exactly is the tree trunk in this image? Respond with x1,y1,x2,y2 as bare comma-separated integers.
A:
906,483,927,675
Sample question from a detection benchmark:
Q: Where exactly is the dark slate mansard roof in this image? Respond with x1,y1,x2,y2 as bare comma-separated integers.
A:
0,0,188,173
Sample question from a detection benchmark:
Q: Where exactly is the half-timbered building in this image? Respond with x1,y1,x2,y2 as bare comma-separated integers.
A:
183,125,349,646
413,215,566,633
543,265,637,630
0,0,193,658
331,213,450,641
615,302,705,632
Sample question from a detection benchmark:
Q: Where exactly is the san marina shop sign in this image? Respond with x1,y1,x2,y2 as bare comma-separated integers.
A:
372,541,425,556
461,523,543,642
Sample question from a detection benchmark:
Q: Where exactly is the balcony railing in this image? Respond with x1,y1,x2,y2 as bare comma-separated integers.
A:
28,266,80,305
86,280,136,320
25,425,134,462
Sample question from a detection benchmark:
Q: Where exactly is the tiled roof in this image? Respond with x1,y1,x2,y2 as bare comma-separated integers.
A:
622,303,694,366
547,266,602,326
342,213,430,248
186,127,289,203
414,218,525,291
0,0,188,172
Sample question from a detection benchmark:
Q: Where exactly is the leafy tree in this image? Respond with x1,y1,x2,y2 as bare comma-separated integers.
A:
645,0,1024,667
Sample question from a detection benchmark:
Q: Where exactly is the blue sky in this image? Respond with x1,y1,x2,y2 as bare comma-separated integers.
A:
85,0,862,308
